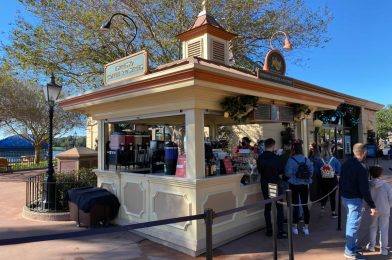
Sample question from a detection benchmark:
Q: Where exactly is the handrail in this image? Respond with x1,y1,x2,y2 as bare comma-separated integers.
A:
215,195,284,218
0,213,206,246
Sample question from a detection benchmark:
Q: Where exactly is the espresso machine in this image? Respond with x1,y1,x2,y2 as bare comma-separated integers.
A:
149,140,165,172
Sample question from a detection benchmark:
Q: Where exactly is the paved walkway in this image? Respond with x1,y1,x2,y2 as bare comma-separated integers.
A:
0,160,392,259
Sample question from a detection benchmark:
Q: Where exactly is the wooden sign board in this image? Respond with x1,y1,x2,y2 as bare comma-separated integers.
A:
104,50,148,86
268,183,278,198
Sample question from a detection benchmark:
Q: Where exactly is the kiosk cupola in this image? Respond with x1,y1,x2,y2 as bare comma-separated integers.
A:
176,0,237,65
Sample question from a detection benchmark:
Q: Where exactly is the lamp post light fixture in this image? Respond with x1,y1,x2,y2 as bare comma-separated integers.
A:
100,13,138,56
314,119,323,154
42,73,62,210
269,31,293,51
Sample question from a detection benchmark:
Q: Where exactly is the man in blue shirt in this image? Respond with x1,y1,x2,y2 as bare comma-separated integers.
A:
339,143,377,259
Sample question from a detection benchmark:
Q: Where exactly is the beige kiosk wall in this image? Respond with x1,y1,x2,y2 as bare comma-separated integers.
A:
60,59,357,256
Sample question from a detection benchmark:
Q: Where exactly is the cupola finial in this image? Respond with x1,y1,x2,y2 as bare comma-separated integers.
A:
199,0,209,16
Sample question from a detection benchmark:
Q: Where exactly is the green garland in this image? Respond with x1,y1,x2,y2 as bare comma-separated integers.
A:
316,104,361,126
292,104,311,120
220,95,259,123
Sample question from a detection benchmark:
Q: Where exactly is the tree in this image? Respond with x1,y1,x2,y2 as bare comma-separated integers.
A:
0,74,85,163
1,0,332,93
376,105,392,139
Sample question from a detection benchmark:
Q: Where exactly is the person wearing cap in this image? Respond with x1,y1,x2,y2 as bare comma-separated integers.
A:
339,143,377,259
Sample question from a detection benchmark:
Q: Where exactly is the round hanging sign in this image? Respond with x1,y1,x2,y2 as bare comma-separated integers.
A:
263,50,286,75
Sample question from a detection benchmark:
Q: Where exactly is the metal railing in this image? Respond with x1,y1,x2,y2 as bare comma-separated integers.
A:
26,175,92,212
0,150,49,171
4,189,294,260
25,174,45,211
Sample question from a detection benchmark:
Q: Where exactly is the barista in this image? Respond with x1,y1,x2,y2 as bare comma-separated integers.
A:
234,137,253,155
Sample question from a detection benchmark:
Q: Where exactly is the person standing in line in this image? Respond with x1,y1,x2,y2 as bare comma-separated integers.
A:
285,139,313,235
257,138,287,239
279,141,292,190
315,141,341,218
366,165,392,256
339,143,377,260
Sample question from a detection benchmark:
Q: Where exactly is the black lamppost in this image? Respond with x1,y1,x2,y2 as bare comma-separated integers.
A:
100,13,138,56
42,73,62,210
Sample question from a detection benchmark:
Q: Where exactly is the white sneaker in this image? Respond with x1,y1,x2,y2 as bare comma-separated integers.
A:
302,227,309,235
381,248,388,255
366,243,375,252
292,227,298,235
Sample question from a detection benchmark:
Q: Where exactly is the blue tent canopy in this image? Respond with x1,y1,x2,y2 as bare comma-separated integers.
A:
0,135,48,150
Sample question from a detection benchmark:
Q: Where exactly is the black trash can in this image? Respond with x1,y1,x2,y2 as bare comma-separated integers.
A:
67,187,120,227
164,141,178,175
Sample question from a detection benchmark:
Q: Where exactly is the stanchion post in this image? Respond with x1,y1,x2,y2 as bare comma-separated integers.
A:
337,187,342,231
272,199,278,260
204,208,214,260
286,189,294,260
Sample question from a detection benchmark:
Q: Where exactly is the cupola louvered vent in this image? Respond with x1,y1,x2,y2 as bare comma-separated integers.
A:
212,40,225,63
187,39,203,58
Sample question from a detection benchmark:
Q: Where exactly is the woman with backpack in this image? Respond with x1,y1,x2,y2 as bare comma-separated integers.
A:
285,139,313,235
315,141,341,218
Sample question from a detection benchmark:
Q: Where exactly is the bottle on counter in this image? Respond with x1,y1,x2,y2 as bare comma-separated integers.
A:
215,158,220,176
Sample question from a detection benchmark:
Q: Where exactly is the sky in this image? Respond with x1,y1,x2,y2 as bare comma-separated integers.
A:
286,0,392,106
0,0,391,138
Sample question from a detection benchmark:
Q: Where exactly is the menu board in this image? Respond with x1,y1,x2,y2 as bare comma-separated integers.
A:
366,144,377,158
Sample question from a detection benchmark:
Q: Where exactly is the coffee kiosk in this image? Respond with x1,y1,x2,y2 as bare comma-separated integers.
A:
60,6,383,256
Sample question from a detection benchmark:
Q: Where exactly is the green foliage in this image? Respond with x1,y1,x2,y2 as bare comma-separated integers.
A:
376,105,392,139
53,136,86,148
1,0,332,93
0,76,85,162
10,160,49,171
281,126,295,145
316,104,361,126
220,95,258,123
292,104,311,117
339,104,361,126
54,168,97,211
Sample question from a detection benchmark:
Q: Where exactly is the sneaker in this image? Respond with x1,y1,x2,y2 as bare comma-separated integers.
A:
344,252,366,259
292,227,298,235
380,248,388,256
302,227,309,235
365,243,375,252
331,213,338,218
277,231,288,239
